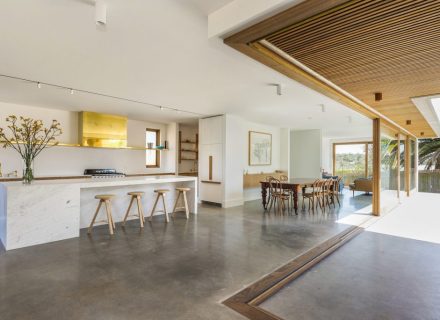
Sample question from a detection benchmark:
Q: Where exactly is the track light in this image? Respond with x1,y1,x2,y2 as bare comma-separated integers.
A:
70,89,74,95
320,104,326,113
37,82,42,89
160,106,164,111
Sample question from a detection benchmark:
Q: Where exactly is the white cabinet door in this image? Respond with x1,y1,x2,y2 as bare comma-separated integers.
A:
199,116,223,145
209,143,223,182
208,116,223,144
199,144,209,181
198,143,222,182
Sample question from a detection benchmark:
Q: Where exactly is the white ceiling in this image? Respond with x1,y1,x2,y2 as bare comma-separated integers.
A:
0,0,371,137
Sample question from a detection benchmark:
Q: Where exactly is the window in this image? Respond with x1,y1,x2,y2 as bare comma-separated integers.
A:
146,128,160,168
333,142,373,185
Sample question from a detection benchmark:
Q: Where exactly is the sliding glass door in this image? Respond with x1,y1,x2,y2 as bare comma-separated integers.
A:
380,125,400,212
333,142,372,185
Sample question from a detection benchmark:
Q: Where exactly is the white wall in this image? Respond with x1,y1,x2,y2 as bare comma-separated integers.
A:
0,102,177,176
290,129,322,179
221,114,288,203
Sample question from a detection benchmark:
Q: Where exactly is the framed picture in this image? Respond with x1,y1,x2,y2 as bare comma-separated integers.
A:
248,131,272,166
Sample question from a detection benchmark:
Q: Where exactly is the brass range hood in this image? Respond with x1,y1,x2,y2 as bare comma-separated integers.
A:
78,111,128,148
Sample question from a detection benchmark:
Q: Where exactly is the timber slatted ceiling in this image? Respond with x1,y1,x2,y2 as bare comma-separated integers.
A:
264,0,439,137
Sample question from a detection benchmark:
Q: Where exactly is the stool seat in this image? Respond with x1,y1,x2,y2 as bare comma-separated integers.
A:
176,187,191,192
95,194,115,200
154,189,169,194
128,191,145,196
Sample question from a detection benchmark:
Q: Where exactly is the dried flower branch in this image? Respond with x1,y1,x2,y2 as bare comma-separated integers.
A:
0,116,62,183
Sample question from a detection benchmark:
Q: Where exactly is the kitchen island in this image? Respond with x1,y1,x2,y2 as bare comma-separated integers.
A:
0,175,197,250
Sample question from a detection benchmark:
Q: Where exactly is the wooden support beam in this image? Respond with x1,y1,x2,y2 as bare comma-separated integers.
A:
405,136,411,196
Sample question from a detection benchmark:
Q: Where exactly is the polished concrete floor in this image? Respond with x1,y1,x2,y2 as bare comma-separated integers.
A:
261,231,440,320
261,193,440,320
0,192,370,320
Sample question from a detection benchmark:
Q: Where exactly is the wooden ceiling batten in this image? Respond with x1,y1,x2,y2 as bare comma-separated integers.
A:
261,0,439,137
273,0,433,54
225,0,438,137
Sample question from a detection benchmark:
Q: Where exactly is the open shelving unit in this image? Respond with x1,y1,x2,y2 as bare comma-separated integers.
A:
178,132,198,162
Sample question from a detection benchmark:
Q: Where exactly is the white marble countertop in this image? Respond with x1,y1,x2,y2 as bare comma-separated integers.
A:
0,175,197,188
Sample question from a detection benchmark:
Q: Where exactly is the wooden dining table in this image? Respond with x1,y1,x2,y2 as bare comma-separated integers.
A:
260,178,317,214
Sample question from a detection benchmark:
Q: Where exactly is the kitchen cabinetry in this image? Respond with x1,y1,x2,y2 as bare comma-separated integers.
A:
199,116,224,204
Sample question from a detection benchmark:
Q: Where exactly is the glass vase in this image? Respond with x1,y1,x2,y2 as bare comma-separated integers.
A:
22,158,35,184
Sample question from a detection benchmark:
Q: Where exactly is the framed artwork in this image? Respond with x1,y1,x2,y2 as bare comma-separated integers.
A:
248,131,272,166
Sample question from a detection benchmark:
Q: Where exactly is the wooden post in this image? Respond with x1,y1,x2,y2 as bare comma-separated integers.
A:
372,118,381,216
396,134,400,200
415,138,419,192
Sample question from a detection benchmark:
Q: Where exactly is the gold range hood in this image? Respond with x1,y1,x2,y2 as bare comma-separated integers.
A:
78,111,128,148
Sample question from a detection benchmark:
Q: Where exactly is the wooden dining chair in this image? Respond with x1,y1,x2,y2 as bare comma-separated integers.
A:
265,176,275,209
321,179,335,210
302,179,321,212
268,178,290,214
316,179,327,212
280,175,292,210
329,177,342,207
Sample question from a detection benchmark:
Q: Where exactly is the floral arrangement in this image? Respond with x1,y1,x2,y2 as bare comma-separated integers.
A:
0,116,62,183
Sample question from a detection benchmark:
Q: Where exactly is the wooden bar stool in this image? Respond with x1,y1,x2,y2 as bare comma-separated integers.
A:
149,189,170,223
88,194,116,235
172,187,190,219
122,192,145,227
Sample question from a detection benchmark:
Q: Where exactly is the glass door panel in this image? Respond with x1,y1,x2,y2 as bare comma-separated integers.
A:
334,143,366,185
380,125,400,213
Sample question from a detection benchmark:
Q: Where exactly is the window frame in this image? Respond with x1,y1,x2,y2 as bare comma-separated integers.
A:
146,128,161,168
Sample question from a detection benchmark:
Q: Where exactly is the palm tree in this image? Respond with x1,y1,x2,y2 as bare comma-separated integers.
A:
419,138,440,170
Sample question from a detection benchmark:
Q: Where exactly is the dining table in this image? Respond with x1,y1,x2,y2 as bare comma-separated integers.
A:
260,178,318,214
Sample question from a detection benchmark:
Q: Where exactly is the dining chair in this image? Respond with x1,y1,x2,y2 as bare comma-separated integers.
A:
280,175,292,210
329,177,342,207
302,179,321,212
321,179,335,210
265,175,274,209
315,179,326,211
268,178,290,214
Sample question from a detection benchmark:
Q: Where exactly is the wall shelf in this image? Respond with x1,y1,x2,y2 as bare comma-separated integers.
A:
0,140,168,151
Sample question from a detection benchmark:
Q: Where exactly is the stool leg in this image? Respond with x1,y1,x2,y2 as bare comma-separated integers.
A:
88,200,103,234
109,202,116,230
183,191,189,219
136,196,145,228
161,194,169,223
123,196,135,226
172,191,181,218
104,200,114,235
149,194,160,221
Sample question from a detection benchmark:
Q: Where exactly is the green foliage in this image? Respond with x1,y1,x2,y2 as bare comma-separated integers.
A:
419,138,440,170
